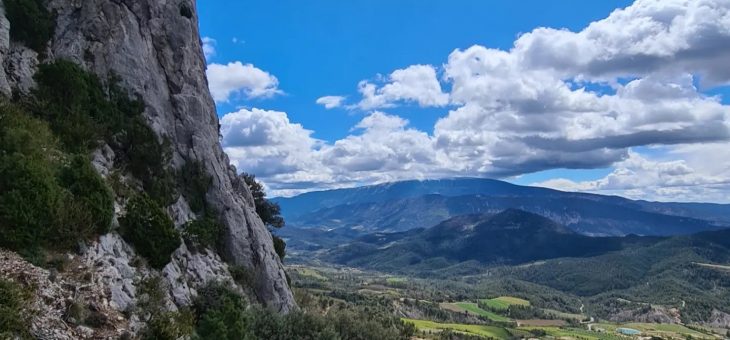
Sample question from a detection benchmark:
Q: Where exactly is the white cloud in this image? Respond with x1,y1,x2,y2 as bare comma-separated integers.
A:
533,148,730,203
221,108,327,185
202,37,216,60
354,64,449,110
220,0,730,201
315,95,346,109
206,61,282,103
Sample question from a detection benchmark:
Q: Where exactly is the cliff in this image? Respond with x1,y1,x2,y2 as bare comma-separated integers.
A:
0,0,294,337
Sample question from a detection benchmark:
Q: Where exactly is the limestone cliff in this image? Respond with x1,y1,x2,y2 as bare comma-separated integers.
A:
0,0,295,336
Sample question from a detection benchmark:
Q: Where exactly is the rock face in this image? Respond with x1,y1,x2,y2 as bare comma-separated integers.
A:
0,0,294,318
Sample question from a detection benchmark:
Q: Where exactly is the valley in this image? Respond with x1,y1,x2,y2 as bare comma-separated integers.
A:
276,178,730,339
286,263,728,339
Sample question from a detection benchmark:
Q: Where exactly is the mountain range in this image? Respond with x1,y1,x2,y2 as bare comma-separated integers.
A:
275,178,730,237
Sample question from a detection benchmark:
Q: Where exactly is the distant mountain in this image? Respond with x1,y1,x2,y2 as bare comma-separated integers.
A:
324,209,660,271
275,178,730,236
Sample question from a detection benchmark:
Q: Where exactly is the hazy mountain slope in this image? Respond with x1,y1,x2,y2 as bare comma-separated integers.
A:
292,193,723,236
325,209,660,270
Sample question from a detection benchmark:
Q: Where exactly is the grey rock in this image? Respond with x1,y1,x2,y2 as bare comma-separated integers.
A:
0,0,295,314
3,44,38,95
84,234,143,311
163,242,235,306
45,0,294,312
0,1,11,96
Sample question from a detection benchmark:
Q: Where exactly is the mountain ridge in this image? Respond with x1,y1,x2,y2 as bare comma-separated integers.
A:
276,178,730,237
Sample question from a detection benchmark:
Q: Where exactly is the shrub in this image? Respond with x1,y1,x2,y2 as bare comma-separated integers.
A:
273,235,286,260
0,105,60,252
119,195,180,269
0,105,117,254
182,217,221,251
194,283,249,340
58,154,114,234
179,4,193,19
178,160,212,214
0,279,32,339
33,60,177,205
32,60,108,151
4,0,54,54
50,191,95,250
137,277,194,340
228,265,254,288
0,152,60,252
142,310,194,340
239,173,284,228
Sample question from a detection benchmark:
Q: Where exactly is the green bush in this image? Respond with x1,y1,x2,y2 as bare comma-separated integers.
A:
33,60,176,205
192,283,415,340
0,152,60,251
182,217,221,251
273,235,286,260
194,283,249,340
228,265,255,288
137,276,194,340
58,154,114,234
178,160,212,214
4,0,54,54
0,106,61,252
239,173,284,228
0,279,32,339
120,195,180,269
0,105,115,254
32,60,108,151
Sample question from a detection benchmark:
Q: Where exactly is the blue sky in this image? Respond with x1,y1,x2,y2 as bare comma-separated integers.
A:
200,1,631,141
197,0,730,202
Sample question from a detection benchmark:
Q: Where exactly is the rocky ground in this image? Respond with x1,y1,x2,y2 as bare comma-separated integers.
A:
0,249,132,339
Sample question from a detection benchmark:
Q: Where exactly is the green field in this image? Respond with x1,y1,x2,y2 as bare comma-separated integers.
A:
519,326,623,340
403,318,511,339
452,302,512,322
541,308,585,320
292,267,328,281
593,322,716,339
386,277,407,284
481,296,530,310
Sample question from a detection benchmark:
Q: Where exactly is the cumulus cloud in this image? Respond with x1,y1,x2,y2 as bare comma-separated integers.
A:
202,37,216,60
431,0,730,176
221,0,730,200
354,64,449,110
533,148,730,203
206,62,282,103
316,95,346,109
220,108,327,184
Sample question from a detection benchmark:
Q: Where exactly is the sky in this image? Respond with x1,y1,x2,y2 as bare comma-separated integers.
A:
197,0,730,202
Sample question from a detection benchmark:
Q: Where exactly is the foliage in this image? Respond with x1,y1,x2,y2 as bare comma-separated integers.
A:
3,0,54,54
137,276,194,340
32,60,176,205
193,283,414,340
178,160,212,214
0,105,59,252
182,216,221,251
120,195,180,269
0,105,109,255
0,279,33,339
179,4,193,18
228,265,255,288
273,234,286,260
239,173,284,228
58,154,114,235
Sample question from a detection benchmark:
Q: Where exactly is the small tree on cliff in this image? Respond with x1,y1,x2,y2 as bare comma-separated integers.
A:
239,173,284,229
237,173,286,260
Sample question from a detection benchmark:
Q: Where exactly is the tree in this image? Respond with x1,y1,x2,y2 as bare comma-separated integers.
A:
239,173,284,228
